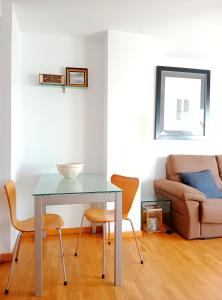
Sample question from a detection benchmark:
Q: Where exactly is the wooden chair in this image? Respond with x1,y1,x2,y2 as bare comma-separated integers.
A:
74,174,143,278
3,180,67,294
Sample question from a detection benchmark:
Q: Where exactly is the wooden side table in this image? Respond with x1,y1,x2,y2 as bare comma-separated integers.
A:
141,194,172,233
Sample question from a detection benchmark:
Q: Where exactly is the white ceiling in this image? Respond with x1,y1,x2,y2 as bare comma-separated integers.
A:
13,0,222,38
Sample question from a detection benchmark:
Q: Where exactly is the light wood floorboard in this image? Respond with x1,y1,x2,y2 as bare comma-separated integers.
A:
1,232,222,299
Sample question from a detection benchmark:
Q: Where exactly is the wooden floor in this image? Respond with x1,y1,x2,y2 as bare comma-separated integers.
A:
1,231,222,300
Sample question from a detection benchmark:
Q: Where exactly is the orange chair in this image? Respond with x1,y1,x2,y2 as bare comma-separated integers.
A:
3,180,67,294
75,174,143,278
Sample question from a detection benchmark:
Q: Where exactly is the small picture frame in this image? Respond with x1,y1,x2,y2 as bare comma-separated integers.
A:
66,67,88,87
39,74,65,85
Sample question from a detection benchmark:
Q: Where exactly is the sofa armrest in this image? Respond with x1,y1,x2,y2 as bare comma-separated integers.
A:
154,179,207,202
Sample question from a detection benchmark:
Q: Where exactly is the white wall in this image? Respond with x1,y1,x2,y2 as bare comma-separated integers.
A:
0,0,22,253
140,38,222,196
106,29,222,231
83,33,106,176
17,32,106,227
15,28,222,235
11,4,21,181
106,30,222,199
0,0,12,253
10,2,21,248
106,31,153,231
3,5,222,252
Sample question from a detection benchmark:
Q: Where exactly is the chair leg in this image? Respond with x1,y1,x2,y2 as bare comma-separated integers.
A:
4,232,22,294
127,218,143,264
15,233,22,262
108,222,111,245
75,214,84,256
58,228,67,286
102,223,106,278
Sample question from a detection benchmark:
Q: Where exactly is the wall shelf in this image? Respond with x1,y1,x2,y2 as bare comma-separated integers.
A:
39,83,83,93
39,70,88,93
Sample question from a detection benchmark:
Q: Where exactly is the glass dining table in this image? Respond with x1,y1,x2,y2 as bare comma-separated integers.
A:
33,173,122,296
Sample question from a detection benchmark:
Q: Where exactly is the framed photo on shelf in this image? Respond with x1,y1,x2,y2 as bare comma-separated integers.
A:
155,66,210,140
66,67,88,87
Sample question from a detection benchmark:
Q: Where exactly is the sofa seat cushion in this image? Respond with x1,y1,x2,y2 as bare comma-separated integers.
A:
180,170,222,198
201,199,222,223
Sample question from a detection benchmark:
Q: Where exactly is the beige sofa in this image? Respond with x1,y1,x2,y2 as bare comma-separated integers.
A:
154,155,222,239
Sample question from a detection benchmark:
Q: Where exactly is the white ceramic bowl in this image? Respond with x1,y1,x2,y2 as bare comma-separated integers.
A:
56,162,83,179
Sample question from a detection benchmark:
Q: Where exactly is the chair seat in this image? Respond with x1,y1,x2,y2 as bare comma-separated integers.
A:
15,214,64,232
84,208,115,223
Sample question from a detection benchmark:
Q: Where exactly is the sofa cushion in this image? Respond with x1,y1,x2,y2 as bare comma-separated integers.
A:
180,170,222,199
166,155,222,190
201,199,222,223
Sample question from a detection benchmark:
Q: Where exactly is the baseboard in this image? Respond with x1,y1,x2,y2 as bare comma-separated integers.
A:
46,228,142,239
21,226,102,238
106,230,142,240
0,252,13,263
22,227,142,239
0,227,142,262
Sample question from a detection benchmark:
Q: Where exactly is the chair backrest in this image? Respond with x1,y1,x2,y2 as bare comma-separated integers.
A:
111,174,139,219
4,180,19,230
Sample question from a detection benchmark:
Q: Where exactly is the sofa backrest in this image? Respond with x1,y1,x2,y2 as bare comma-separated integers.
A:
216,156,222,179
166,155,222,190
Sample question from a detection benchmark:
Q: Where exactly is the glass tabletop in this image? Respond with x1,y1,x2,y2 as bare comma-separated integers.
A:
33,173,122,196
141,194,171,204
